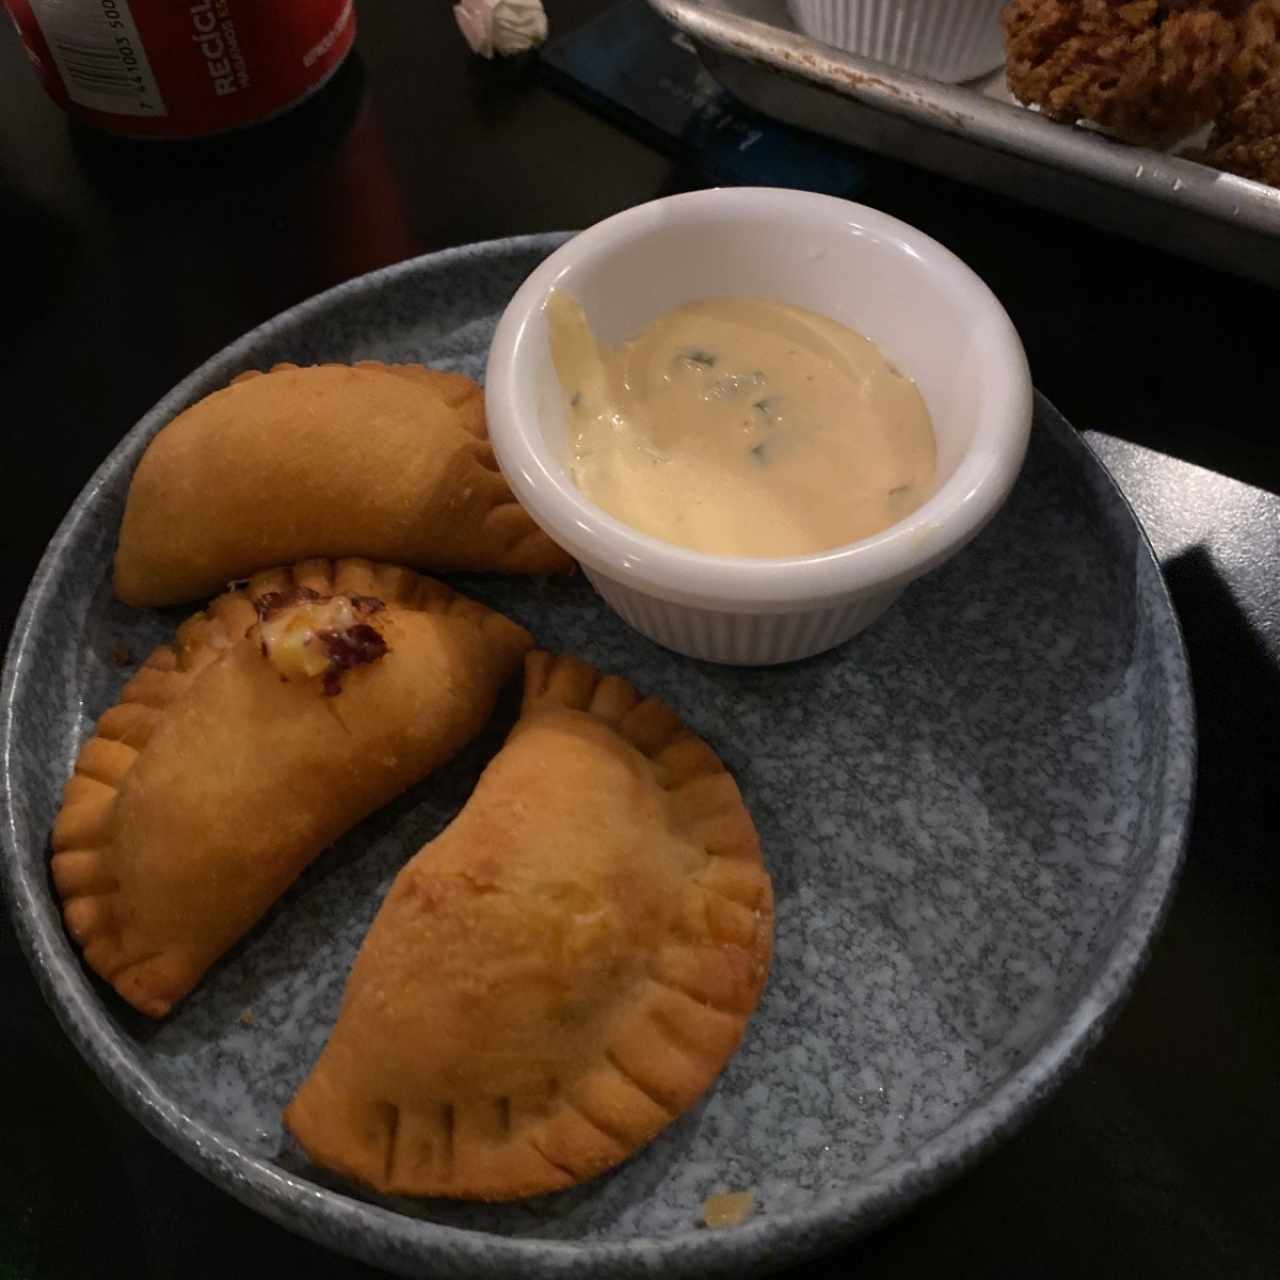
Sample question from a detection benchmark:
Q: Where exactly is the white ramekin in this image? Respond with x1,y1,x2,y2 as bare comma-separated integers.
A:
485,189,1032,666
786,0,1007,83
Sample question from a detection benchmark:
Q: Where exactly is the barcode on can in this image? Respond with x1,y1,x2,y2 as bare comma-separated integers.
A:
27,0,167,117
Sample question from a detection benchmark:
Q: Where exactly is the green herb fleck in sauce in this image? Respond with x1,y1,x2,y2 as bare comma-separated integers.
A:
679,348,718,369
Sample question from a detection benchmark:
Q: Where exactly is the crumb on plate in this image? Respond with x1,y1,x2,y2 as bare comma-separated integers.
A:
700,1190,756,1229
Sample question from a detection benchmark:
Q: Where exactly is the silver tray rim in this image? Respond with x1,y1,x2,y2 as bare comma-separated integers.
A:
649,0,1280,240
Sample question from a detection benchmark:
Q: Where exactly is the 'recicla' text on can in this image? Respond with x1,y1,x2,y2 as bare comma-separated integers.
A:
5,0,357,138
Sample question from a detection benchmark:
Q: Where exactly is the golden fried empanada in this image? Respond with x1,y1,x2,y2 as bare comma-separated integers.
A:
113,362,573,606
52,558,533,1018
284,651,773,1201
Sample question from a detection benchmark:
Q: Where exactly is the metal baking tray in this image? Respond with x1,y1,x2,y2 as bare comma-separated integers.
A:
649,0,1280,287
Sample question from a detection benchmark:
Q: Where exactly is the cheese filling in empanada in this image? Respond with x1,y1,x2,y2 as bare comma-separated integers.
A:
285,651,774,1201
51,558,533,1019
113,362,574,607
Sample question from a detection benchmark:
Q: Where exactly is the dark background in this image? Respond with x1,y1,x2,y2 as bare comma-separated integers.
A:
2,2,1277,1277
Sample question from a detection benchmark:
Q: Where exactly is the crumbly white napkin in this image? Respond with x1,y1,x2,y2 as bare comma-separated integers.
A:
453,0,548,58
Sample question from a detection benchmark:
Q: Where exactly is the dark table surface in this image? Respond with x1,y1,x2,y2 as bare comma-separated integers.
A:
2,3,1277,1277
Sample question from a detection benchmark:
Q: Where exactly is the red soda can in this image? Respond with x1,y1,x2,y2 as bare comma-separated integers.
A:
5,0,357,138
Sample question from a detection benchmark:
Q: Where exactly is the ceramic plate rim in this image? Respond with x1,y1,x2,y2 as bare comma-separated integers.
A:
0,234,1196,1278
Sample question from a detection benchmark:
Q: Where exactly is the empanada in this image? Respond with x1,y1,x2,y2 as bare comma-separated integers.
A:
51,558,533,1018
284,651,773,1200
113,362,573,607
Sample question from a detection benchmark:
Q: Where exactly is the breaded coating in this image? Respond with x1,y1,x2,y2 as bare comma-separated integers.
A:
1226,0,1280,92
1205,83,1280,179
1002,0,1241,143
1205,0,1280,181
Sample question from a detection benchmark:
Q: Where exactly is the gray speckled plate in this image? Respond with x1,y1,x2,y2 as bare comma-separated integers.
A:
1,235,1194,1279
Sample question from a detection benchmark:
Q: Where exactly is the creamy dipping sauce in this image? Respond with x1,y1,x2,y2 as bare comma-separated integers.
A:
547,290,936,558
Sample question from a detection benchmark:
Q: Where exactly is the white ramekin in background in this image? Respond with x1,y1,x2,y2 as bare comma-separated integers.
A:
485,188,1032,666
786,0,1007,83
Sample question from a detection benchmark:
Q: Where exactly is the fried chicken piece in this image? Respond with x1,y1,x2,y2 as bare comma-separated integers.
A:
1205,83,1280,178
1226,0,1280,92
1003,0,1242,144
1204,0,1280,181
